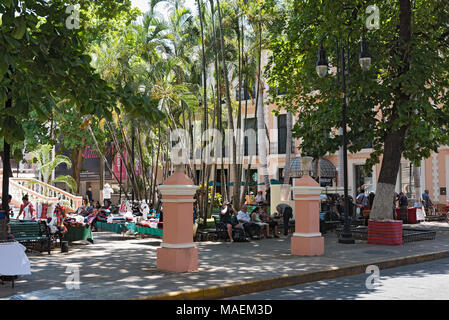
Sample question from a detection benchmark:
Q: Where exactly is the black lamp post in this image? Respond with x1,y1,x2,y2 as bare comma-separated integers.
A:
316,31,371,244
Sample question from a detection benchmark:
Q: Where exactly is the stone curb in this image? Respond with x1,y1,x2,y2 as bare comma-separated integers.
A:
133,250,449,300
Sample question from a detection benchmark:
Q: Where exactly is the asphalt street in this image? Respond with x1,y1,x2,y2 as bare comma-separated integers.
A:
227,258,449,300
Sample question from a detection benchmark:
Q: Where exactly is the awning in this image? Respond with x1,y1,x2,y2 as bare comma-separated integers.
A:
285,157,337,178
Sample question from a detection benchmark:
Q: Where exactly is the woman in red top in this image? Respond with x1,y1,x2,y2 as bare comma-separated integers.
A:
18,195,35,221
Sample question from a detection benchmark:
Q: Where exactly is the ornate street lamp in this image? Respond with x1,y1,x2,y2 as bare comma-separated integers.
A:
315,30,372,244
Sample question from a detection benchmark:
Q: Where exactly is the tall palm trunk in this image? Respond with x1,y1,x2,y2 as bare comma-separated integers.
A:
153,125,162,206
284,112,292,184
197,0,210,226
87,125,129,200
255,23,269,190
216,0,238,209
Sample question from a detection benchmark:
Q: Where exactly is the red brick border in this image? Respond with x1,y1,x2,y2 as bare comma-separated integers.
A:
367,220,403,245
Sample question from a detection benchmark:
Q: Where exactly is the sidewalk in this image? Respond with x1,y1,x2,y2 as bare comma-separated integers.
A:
3,221,449,300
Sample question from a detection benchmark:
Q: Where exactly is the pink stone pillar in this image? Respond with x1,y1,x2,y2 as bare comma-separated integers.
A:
291,176,324,256
156,172,199,272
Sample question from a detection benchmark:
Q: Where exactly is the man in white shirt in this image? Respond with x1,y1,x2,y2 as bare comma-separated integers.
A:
237,204,260,239
102,183,113,206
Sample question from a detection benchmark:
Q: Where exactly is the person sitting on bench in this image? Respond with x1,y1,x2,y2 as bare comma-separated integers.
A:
251,207,271,239
259,203,279,238
237,204,260,239
220,202,244,243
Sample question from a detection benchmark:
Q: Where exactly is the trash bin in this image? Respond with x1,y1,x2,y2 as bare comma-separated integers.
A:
61,241,69,253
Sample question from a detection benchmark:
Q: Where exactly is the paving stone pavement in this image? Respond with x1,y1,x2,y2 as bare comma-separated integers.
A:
2,221,449,300
228,258,449,300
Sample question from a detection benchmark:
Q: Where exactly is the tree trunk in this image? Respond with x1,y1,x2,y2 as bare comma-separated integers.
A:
217,0,238,208
370,130,406,220
1,118,12,239
284,112,292,184
256,24,269,190
71,143,84,194
99,153,104,201
197,0,209,226
368,0,412,222
152,125,162,206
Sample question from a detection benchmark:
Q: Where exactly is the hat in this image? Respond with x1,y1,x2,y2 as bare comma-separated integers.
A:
105,183,111,188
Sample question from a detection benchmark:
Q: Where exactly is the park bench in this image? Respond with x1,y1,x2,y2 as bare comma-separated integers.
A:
210,216,246,242
9,221,52,255
319,212,342,234
195,217,218,241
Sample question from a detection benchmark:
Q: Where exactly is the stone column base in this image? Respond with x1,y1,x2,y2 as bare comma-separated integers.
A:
157,247,198,272
291,235,324,256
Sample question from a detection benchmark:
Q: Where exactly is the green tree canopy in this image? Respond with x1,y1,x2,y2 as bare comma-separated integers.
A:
266,0,449,220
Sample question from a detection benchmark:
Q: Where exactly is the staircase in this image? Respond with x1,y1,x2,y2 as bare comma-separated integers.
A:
0,178,82,216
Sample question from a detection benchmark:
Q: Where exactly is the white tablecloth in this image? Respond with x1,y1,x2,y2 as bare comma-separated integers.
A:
0,242,31,276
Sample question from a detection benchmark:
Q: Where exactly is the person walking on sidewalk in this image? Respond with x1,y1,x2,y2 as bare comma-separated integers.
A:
276,203,293,236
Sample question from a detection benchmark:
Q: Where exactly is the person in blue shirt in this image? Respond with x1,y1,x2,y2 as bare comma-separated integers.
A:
422,190,433,215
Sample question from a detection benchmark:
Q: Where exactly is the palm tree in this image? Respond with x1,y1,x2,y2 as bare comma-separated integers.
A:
284,112,292,185
30,144,78,193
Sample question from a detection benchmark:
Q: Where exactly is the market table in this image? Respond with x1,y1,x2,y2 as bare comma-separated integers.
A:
129,223,163,237
95,221,126,234
395,207,424,224
63,226,94,243
0,241,31,288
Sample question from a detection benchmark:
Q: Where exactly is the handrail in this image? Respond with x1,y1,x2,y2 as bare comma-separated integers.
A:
2,178,82,212
9,180,59,203
10,178,82,200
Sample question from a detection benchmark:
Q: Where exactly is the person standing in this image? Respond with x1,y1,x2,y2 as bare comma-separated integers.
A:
0,195,13,223
276,203,293,236
18,195,35,221
356,188,368,218
102,183,113,206
255,191,265,206
398,192,409,223
86,186,94,206
422,189,434,215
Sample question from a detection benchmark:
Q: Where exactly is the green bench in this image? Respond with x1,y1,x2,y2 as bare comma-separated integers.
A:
9,221,52,255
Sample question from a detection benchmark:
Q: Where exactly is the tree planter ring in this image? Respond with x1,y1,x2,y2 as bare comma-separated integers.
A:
367,220,403,246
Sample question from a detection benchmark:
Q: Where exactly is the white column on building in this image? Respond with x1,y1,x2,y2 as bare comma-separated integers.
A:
431,152,439,201
445,155,449,202
420,158,426,193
